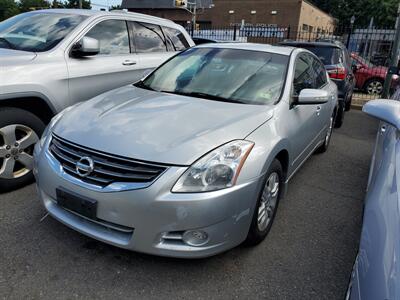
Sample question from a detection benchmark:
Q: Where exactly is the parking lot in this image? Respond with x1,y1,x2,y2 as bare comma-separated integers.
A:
0,110,378,299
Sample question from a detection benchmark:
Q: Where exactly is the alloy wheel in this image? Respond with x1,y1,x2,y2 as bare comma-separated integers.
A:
257,172,280,231
325,116,334,146
367,80,383,95
0,124,39,179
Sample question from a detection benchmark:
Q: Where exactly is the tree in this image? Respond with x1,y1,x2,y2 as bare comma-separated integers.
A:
64,0,91,9
312,0,399,28
110,4,121,10
0,0,20,21
19,0,50,12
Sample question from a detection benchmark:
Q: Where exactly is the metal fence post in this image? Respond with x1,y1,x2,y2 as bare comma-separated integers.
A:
383,3,400,98
287,26,291,39
233,24,237,41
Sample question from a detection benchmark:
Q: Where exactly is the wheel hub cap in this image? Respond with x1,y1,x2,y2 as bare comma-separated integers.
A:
368,81,383,95
257,172,280,231
0,124,39,179
325,116,334,146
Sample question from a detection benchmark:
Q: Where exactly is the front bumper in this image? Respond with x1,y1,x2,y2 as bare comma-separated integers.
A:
33,140,262,258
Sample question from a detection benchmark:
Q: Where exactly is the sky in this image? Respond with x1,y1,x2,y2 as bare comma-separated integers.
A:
91,0,122,10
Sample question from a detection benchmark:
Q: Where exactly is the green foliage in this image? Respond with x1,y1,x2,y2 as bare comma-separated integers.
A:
0,0,20,21
64,0,91,9
110,4,121,10
19,0,51,12
0,0,92,21
312,0,399,28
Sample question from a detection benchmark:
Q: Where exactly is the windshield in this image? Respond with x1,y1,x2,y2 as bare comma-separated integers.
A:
0,12,87,52
138,47,289,105
300,46,341,65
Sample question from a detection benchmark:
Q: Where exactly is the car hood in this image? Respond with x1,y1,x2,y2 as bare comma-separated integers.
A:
369,66,387,75
53,86,274,165
0,48,37,65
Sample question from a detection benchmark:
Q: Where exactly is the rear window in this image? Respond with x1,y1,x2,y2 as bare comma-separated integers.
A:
298,46,341,65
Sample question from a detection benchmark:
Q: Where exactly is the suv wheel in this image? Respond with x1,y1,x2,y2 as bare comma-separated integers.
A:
365,78,384,95
334,101,345,128
245,159,282,246
0,108,45,193
345,94,352,111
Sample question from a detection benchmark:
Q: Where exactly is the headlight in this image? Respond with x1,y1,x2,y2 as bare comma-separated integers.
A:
39,105,77,148
172,140,254,193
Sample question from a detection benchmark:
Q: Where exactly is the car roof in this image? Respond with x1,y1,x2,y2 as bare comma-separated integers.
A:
27,9,177,26
280,41,343,49
195,43,295,56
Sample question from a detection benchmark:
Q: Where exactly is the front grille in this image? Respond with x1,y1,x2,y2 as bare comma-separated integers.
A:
49,134,167,187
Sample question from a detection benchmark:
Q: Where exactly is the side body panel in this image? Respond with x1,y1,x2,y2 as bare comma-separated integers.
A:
351,122,400,300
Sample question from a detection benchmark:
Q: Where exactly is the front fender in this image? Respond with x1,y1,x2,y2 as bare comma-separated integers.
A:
237,119,291,185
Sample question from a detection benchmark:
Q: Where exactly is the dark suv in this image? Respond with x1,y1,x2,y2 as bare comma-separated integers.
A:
280,40,355,127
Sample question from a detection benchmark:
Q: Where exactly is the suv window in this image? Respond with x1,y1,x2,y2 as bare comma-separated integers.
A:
310,56,328,88
293,54,315,95
131,22,167,52
85,19,130,55
299,46,341,65
163,26,190,51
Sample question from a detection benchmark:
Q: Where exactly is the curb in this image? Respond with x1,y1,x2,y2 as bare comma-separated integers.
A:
350,104,363,111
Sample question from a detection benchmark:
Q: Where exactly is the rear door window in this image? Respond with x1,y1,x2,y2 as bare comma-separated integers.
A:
162,26,190,51
130,22,167,53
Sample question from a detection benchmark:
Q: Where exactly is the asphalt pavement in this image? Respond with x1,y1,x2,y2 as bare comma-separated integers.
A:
0,110,378,299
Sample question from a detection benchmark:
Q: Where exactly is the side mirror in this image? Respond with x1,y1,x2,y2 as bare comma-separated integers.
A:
297,89,329,105
363,99,400,130
71,36,100,57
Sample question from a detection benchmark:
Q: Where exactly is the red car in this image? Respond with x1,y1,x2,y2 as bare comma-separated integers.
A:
351,53,399,95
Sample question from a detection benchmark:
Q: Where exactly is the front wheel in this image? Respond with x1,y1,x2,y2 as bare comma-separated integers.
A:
245,159,283,246
316,113,334,154
0,108,45,193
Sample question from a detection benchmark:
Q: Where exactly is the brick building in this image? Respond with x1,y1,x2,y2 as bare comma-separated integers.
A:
121,0,335,31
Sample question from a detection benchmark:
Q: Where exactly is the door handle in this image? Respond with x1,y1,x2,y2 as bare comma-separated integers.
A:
122,60,137,66
380,125,386,133
316,105,321,116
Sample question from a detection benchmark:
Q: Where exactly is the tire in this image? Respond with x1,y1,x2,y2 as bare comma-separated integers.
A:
0,107,45,193
334,101,345,128
345,93,352,111
316,112,334,154
364,78,384,95
244,159,283,246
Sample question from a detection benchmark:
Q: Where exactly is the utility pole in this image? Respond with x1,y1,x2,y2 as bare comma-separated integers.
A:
78,0,82,9
382,2,400,98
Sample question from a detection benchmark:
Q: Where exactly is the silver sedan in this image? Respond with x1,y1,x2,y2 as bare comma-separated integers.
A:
34,44,338,258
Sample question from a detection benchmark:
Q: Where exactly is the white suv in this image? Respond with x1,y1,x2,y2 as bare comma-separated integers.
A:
0,9,194,192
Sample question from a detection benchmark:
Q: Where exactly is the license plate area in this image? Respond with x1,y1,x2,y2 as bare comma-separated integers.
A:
56,188,97,219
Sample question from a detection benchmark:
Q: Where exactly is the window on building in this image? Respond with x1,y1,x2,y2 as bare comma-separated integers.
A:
130,22,167,52
85,20,130,55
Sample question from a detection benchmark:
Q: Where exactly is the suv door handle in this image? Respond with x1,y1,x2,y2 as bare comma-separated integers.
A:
122,60,137,66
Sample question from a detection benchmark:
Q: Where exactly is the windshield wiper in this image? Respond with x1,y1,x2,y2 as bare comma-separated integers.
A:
162,90,245,104
133,80,156,91
0,37,15,50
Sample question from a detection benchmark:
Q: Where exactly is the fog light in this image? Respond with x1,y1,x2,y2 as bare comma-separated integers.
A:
182,230,209,246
